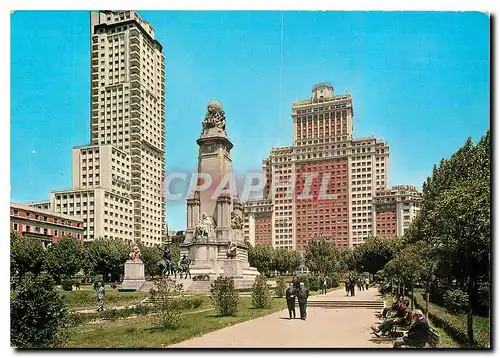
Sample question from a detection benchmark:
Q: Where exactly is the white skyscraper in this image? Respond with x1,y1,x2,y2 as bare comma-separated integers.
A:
89,10,166,246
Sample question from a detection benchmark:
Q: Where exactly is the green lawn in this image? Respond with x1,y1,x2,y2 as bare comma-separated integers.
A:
61,289,149,311
65,296,286,348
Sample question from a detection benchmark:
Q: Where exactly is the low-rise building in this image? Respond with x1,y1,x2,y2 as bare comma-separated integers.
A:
10,202,84,247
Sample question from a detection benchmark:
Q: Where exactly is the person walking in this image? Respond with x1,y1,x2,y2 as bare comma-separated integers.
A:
322,277,327,294
297,282,309,320
345,278,350,296
350,278,356,296
365,277,370,290
285,283,297,319
96,281,105,312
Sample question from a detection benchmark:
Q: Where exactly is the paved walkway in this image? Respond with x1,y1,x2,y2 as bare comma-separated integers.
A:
170,286,392,348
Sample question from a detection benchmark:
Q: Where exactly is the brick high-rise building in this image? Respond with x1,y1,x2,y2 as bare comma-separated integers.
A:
244,83,415,251
373,185,422,238
27,11,166,246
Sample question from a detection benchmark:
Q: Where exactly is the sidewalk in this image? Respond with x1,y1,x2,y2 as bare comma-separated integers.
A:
170,286,390,348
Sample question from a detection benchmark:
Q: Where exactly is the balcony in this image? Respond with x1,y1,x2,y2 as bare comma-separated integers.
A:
130,117,140,127
130,51,140,60
130,34,140,45
130,109,141,119
130,42,140,53
130,65,140,75
130,73,140,85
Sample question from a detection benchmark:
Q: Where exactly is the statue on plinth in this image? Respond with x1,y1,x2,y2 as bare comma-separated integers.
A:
194,212,215,240
231,211,243,230
129,244,142,263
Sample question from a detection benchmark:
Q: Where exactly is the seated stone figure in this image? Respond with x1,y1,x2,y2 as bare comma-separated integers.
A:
194,212,215,240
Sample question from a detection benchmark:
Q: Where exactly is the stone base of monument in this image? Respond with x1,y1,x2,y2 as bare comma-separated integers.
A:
121,260,146,291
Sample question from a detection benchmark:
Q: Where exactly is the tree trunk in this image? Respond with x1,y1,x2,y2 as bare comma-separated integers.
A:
425,279,430,319
466,251,474,347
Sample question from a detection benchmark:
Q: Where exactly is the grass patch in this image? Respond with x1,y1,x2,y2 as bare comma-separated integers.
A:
64,296,286,348
61,290,149,311
407,290,490,348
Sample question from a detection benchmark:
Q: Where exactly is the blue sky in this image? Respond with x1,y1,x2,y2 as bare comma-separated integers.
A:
11,11,490,230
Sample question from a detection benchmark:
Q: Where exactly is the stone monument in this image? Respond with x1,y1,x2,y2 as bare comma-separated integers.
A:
122,244,146,291
180,100,259,290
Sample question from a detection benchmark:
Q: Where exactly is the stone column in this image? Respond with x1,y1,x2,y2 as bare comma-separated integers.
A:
216,193,232,242
187,196,200,230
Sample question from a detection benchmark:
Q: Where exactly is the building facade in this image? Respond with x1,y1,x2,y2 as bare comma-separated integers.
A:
10,202,84,247
244,83,416,251
26,11,166,247
373,185,422,238
90,10,166,245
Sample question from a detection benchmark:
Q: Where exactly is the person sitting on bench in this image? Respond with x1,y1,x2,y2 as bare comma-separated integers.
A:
380,296,402,318
372,299,412,337
393,309,429,348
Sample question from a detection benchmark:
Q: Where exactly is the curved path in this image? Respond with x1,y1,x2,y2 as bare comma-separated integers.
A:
170,286,392,348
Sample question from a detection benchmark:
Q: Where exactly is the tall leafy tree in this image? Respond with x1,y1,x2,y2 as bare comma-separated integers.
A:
138,243,162,278
248,243,274,276
10,233,46,279
44,235,83,283
82,238,130,282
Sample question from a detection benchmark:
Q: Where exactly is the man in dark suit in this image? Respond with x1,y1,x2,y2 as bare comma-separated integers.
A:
285,283,296,319
393,309,429,348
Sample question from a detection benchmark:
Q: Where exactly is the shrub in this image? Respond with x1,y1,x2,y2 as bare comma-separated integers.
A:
443,289,469,314
299,275,319,292
170,297,203,310
151,277,182,330
11,273,69,348
274,277,286,298
61,279,74,291
210,276,239,316
252,275,271,308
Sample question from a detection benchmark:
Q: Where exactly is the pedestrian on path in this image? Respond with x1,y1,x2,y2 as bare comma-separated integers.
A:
285,283,296,319
96,281,105,312
345,278,350,296
297,282,309,320
322,277,327,294
350,278,355,296
365,277,370,290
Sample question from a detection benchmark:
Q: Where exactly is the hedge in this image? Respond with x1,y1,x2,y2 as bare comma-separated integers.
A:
413,294,490,348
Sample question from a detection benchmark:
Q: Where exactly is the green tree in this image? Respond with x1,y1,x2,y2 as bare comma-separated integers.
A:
304,237,338,276
11,273,69,348
82,238,130,282
287,250,302,275
10,233,46,279
170,231,186,245
251,275,271,308
44,235,83,283
248,243,274,276
353,236,398,279
139,244,162,278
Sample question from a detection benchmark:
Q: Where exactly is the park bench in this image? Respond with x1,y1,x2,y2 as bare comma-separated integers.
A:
392,326,440,348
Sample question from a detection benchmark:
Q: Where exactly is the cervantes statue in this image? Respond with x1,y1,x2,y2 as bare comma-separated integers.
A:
194,212,216,240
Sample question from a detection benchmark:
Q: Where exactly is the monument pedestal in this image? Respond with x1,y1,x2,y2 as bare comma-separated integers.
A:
121,261,145,291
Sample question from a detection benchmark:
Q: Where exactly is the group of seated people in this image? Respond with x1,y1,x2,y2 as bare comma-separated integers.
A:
371,295,430,348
